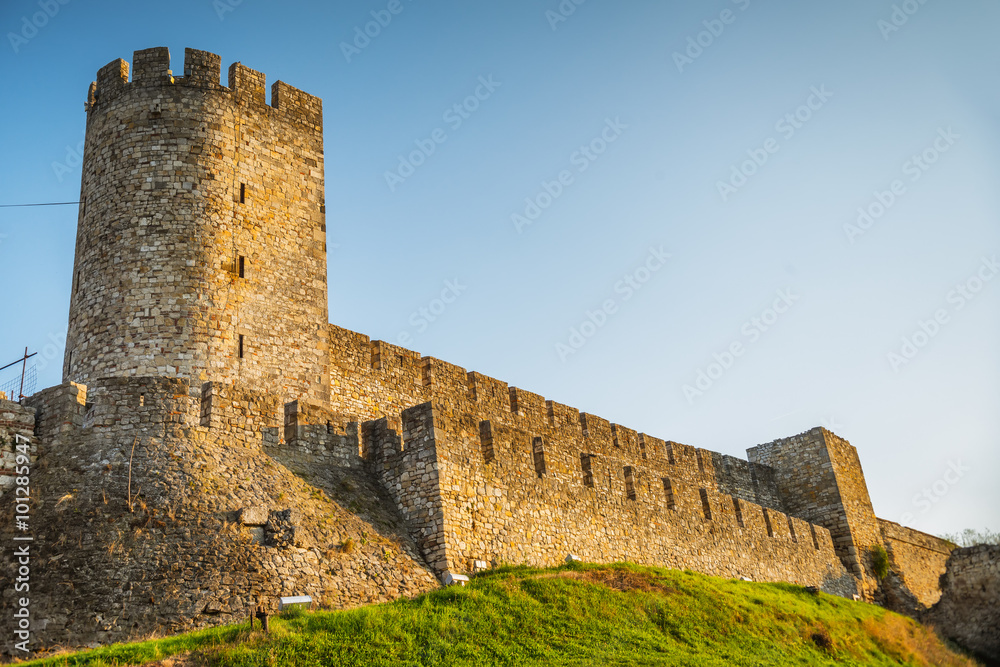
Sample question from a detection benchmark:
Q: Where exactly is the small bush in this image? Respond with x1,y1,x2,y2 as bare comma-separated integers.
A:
341,537,355,554
870,544,890,580
811,629,833,651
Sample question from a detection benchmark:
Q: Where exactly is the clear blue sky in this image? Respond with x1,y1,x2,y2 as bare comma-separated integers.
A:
1,0,997,537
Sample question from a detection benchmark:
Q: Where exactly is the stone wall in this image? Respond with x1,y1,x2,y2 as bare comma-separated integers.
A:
878,519,953,607
925,545,1000,661
0,377,439,652
64,47,329,406
325,326,796,513
375,400,857,597
0,399,35,496
748,428,881,589
364,406,448,573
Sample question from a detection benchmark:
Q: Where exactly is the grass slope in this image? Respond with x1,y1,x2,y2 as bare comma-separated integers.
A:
19,562,975,667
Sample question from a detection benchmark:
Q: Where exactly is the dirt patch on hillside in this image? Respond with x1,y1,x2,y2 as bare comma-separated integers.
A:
535,568,678,595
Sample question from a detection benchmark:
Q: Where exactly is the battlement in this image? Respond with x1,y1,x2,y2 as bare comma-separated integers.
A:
328,323,787,513
380,398,851,591
88,47,322,129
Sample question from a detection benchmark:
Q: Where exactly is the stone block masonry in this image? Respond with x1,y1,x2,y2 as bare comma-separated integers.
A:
0,398,35,496
2,45,984,653
925,545,1000,661
878,519,953,607
64,47,329,406
413,400,857,596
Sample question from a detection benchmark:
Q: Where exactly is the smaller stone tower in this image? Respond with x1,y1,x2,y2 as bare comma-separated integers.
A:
748,427,882,581
63,47,330,404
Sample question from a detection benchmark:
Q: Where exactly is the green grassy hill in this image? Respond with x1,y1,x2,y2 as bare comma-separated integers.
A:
19,562,976,666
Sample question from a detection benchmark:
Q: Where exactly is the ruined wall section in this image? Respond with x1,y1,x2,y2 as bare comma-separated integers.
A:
925,545,1000,662
399,400,856,597
65,47,329,405
878,519,953,607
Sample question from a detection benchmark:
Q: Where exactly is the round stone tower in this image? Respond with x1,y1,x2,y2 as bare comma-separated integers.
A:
63,47,330,404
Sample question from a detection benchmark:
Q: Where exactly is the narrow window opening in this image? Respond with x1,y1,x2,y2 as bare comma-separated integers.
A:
624,466,636,501
699,488,712,520
787,516,798,543
810,524,820,550
580,453,594,488
666,442,676,465
239,183,246,203
763,509,774,537
479,421,495,464
238,334,245,359
532,436,546,478
732,497,744,527
238,255,245,278
639,435,647,460
75,270,81,293
326,420,332,434
662,478,676,510
696,450,706,475
139,393,145,407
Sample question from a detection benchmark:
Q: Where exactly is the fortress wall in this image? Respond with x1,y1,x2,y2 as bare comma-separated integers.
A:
926,545,1000,661
327,324,791,512
364,405,447,571
0,399,35,496
279,399,361,469
413,402,855,596
88,376,195,437
24,381,87,447
878,519,953,606
1,376,440,650
199,380,281,448
328,325,425,427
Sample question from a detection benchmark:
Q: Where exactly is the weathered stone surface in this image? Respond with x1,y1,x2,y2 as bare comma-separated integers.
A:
878,519,953,607
238,506,269,526
63,47,329,407
0,45,973,655
925,545,1000,661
